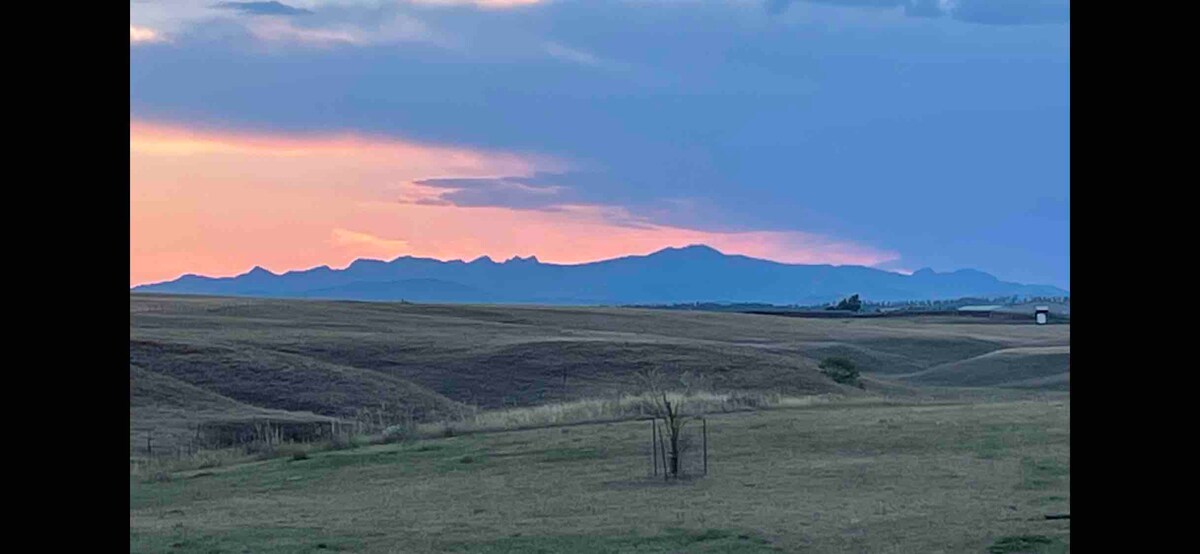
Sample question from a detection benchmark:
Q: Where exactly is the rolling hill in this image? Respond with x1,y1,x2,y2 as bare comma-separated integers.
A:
130,294,1070,453
897,346,1071,390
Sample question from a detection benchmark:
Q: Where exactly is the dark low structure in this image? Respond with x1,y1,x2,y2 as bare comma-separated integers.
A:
196,419,340,448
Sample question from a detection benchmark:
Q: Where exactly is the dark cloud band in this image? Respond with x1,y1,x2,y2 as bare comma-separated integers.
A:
767,0,1070,25
213,1,313,16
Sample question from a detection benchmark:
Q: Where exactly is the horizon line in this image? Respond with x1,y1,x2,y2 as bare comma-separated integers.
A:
130,243,854,288
130,242,1068,290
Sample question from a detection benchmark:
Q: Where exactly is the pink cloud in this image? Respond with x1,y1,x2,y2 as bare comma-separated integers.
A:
130,120,897,286
130,25,164,44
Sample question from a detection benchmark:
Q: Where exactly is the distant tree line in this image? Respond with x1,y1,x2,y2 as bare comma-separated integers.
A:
827,294,862,312
626,294,1068,313
857,295,1069,312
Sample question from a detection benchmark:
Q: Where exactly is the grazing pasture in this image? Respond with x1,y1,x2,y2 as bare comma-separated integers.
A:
130,294,1069,552
130,398,1069,553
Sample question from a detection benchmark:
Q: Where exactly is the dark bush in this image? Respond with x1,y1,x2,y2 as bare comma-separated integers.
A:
819,357,862,387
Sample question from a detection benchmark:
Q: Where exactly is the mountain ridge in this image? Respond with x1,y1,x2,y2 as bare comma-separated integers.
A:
133,244,1067,304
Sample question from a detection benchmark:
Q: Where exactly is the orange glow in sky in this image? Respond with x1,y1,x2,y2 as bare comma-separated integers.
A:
130,120,896,287
129,25,162,44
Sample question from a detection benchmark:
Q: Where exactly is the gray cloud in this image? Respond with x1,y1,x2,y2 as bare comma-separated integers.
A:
410,173,673,230
213,2,312,16
770,0,899,15
767,0,1070,25
412,174,568,210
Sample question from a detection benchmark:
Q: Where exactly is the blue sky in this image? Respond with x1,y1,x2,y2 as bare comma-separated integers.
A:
130,1,1069,289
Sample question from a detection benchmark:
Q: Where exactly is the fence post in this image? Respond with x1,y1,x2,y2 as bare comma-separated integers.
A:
703,417,708,476
651,419,659,476
658,419,669,482
147,430,153,458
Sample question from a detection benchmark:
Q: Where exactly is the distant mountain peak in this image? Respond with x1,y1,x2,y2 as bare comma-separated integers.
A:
242,266,276,277
654,244,725,257
347,258,386,270
133,245,1066,304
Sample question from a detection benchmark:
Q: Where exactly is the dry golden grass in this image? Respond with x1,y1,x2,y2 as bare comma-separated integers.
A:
415,391,832,436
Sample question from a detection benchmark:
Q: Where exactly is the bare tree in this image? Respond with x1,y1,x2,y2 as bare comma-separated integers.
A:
637,367,699,478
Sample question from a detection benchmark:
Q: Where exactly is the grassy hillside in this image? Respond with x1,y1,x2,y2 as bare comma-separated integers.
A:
130,364,340,456
130,294,1070,455
131,398,1070,553
898,347,1071,389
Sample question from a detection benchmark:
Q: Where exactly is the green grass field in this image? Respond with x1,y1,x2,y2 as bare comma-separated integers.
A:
130,294,1069,552
131,399,1069,553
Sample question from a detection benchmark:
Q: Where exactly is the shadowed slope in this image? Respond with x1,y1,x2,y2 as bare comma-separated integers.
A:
130,364,337,455
898,347,1070,389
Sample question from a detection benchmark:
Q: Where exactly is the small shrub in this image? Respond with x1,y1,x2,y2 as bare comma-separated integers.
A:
382,424,416,444
197,456,223,469
245,440,278,460
819,357,862,387
276,443,309,461
327,434,355,451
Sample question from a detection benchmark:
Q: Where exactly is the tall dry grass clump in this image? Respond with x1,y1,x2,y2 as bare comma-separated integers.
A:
414,387,833,437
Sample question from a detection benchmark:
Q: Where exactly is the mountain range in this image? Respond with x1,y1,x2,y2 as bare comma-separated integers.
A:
131,245,1067,305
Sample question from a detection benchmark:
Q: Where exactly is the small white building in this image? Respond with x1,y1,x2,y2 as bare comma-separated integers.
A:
1035,306,1050,325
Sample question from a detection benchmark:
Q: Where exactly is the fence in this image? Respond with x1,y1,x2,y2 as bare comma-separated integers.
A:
132,418,348,460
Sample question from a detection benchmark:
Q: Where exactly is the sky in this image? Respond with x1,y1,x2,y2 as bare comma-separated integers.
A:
130,0,1070,289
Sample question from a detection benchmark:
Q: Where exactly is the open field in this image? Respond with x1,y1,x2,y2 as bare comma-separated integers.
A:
131,294,1069,552
130,398,1070,553
131,294,1069,454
